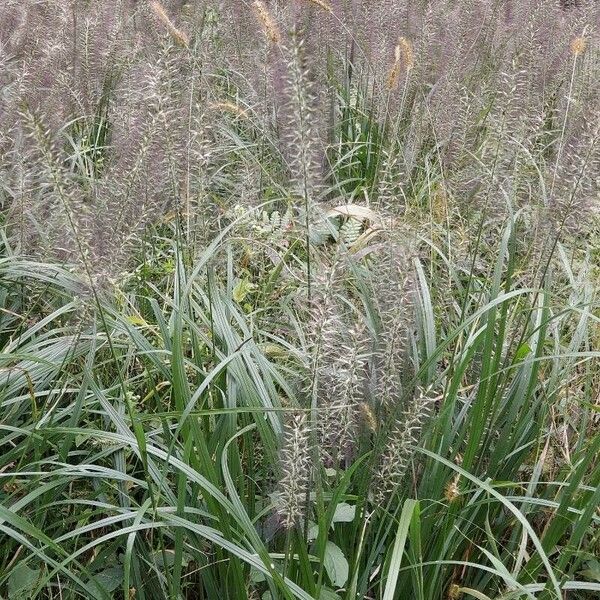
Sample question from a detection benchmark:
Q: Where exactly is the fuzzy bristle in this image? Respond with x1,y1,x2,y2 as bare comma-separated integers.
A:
252,0,282,45
305,0,333,13
571,36,587,56
387,36,414,90
275,413,312,529
149,0,189,47
374,390,434,503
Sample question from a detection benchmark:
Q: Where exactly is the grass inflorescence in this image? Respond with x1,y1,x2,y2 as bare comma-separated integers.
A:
0,1,599,599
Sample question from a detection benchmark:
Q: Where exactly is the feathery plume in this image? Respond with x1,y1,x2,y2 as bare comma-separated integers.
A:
318,323,367,465
447,583,462,600
359,402,378,433
149,0,189,47
275,413,312,529
570,36,587,57
370,229,417,408
374,390,433,503
210,101,249,119
304,0,333,13
252,0,282,45
444,473,461,503
289,30,323,203
306,263,370,467
387,36,414,90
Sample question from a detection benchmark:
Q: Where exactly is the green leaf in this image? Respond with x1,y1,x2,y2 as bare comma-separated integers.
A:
318,587,341,600
331,503,355,525
87,566,123,598
233,278,256,303
8,562,41,599
250,568,267,583
581,559,600,583
307,521,319,541
383,499,419,600
151,550,190,569
514,342,532,362
323,541,348,588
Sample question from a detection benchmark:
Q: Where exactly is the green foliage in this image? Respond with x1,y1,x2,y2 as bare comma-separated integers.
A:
1,2,600,600
1,199,599,599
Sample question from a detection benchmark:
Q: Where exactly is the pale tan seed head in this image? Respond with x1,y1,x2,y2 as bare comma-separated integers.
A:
387,61,402,91
149,0,189,47
210,101,249,119
359,402,377,432
398,37,414,71
444,473,461,503
252,0,282,45
571,36,587,57
304,0,333,13
386,37,414,90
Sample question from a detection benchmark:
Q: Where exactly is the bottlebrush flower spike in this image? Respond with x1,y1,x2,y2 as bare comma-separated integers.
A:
275,413,312,529
149,0,189,47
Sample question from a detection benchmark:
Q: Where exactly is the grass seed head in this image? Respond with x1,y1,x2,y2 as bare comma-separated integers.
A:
571,36,587,56
305,0,333,13
359,402,378,433
210,101,249,119
275,413,312,529
149,0,189,47
444,473,461,503
374,390,433,503
252,0,282,45
387,36,414,90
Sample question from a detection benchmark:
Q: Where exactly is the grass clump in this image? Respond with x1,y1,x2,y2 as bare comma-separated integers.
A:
0,1,599,599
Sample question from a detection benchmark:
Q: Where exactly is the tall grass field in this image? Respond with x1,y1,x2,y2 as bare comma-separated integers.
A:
1,1,599,598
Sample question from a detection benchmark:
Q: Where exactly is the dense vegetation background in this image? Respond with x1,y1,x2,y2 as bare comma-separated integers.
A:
1,1,599,598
